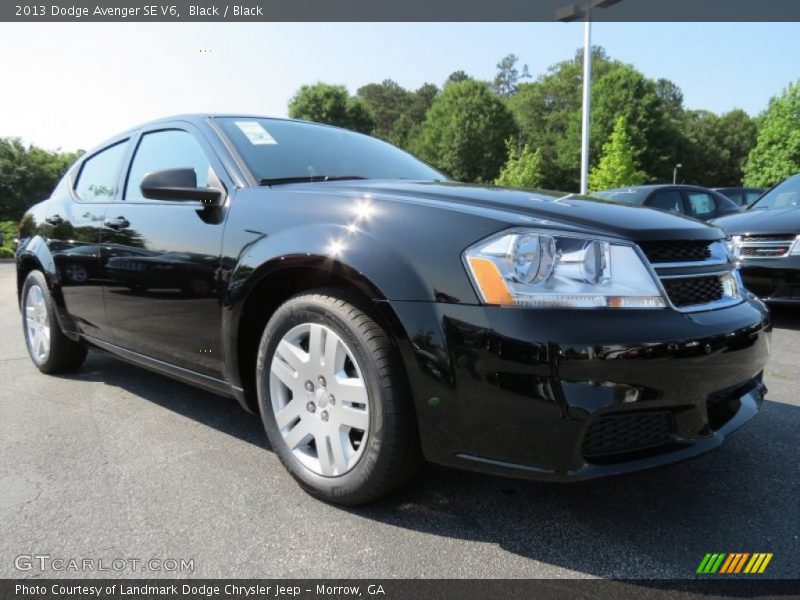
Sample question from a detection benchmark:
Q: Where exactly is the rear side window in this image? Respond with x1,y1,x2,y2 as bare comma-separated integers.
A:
74,141,129,202
687,192,716,219
648,191,684,214
124,129,212,201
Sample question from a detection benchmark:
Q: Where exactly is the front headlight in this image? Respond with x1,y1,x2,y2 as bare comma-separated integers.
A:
791,235,800,255
463,229,666,308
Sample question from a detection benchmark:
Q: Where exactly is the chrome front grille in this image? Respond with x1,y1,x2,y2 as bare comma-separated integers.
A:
734,234,797,260
637,239,742,312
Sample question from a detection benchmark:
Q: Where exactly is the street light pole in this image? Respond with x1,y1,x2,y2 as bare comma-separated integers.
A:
556,0,623,195
580,8,592,195
673,163,682,184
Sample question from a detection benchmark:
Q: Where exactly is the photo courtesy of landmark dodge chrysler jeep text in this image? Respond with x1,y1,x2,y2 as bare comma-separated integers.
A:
15,115,771,504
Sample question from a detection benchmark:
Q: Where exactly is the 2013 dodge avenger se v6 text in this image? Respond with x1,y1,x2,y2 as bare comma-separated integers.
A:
16,115,770,504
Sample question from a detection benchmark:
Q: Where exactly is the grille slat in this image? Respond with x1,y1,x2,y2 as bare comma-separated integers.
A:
743,234,795,242
583,411,674,459
662,275,724,307
740,246,791,258
639,240,712,264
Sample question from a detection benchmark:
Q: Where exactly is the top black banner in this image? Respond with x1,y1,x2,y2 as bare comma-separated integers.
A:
3,0,800,22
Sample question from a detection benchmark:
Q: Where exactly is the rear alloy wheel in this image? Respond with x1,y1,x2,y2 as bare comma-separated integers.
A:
256,291,421,504
21,271,87,374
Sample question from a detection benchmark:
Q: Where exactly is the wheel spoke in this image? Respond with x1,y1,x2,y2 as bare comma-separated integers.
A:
316,434,335,476
271,355,300,391
283,419,313,450
275,397,304,430
330,433,350,474
338,405,369,431
275,339,308,374
323,331,343,371
308,324,325,367
332,377,369,406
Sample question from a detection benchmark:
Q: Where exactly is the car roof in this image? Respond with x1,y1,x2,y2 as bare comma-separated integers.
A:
600,184,718,193
82,113,352,160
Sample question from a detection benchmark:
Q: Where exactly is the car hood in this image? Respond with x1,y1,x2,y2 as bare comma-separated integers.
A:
712,206,800,235
285,180,721,242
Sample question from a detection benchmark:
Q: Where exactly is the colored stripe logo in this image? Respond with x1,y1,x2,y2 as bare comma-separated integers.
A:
697,553,773,574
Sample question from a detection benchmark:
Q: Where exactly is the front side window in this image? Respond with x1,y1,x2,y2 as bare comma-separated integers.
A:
216,118,444,183
751,176,800,210
74,141,129,202
648,191,684,214
687,192,717,219
125,130,212,201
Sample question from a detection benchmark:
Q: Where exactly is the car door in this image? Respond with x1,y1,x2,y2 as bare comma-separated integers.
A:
50,139,130,341
102,124,231,377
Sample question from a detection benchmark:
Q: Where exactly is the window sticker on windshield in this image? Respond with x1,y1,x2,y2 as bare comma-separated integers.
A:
235,121,277,145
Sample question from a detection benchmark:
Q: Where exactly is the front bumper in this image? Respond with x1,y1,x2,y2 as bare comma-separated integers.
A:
739,256,800,302
383,297,771,480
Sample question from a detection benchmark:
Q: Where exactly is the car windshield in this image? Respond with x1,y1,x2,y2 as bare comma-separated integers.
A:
591,188,648,204
216,117,445,184
750,175,800,210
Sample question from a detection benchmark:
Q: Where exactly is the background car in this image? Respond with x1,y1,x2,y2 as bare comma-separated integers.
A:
713,174,800,302
713,187,765,208
593,184,741,221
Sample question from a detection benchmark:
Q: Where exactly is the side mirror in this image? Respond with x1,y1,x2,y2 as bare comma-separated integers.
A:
140,168,223,206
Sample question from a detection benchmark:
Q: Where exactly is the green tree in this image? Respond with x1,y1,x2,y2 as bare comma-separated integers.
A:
413,80,517,182
744,81,800,187
445,70,471,86
589,116,647,192
680,109,757,186
0,138,82,222
288,83,374,133
492,53,530,98
356,79,412,141
509,47,682,191
495,140,544,188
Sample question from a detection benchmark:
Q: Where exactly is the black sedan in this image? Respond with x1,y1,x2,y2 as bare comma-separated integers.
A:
713,174,800,303
16,115,770,504
594,184,741,221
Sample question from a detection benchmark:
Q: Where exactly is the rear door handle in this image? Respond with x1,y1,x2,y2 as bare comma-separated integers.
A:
45,214,63,225
104,216,130,230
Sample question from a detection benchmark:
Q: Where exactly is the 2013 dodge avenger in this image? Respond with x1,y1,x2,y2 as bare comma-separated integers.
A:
16,115,771,503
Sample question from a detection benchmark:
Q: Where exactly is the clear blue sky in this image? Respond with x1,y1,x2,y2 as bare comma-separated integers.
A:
0,22,797,151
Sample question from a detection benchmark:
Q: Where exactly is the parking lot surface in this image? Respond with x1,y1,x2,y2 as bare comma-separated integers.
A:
0,262,798,579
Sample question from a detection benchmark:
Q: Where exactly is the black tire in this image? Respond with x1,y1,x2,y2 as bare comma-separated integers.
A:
21,270,87,374
256,290,421,504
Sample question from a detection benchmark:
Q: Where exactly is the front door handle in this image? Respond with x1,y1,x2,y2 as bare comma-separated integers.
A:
45,214,63,225
104,216,130,230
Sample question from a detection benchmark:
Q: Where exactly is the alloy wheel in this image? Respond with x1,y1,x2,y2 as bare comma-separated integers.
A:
269,322,370,477
25,284,51,363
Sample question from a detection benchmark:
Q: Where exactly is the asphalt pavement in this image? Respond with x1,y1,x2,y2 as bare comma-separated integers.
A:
0,262,798,579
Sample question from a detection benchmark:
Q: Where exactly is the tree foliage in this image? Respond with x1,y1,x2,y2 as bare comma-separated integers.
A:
744,81,800,187
495,140,544,188
356,80,439,148
492,54,530,98
413,80,517,182
589,116,647,192
0,138,82,222
679,109,757,186
287,83,375,133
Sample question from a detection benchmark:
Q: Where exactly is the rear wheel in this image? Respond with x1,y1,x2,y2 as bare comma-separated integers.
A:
256,291,420,504
21,271,87,373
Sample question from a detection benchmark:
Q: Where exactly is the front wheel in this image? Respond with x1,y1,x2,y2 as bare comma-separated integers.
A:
21,270,87,373
256,291,421,504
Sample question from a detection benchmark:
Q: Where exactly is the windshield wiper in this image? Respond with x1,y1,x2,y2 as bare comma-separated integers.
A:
258,175,367,186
